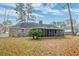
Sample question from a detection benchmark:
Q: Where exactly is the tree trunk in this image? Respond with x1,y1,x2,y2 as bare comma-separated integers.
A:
33,35,35,39
67,3,74,35
36,36,38,39
32,35,38,39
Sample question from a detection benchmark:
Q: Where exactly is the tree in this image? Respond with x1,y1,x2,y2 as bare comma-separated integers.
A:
3,20,12,26
26,3,36,22
2,8,12,33
57,21,66,28
67,3,74,35
16,3,26,22
65,19,76,26
65,19,77,34
51,21,57,27
28,28,43,39
3,20,12,33
51,21,66,29
16,3,36,23
48,3,75,35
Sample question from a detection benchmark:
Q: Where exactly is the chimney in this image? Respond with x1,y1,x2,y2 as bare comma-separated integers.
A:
39,20,43,24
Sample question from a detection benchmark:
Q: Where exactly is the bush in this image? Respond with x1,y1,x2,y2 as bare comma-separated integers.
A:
28,28,43,39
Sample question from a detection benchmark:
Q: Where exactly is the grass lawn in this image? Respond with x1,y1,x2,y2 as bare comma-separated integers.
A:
0,35,79,56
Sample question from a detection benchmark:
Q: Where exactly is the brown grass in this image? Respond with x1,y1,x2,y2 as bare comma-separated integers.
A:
0,35,79,56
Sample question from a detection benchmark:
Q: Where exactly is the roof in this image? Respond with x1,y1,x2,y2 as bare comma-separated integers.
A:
11,22,63,29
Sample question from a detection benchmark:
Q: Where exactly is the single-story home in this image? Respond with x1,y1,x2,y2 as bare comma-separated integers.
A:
9,22,64,37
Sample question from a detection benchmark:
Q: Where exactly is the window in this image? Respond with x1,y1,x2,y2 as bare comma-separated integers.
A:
21,29,24,32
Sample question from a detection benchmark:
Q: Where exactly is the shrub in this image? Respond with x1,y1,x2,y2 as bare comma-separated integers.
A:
28,28,43,39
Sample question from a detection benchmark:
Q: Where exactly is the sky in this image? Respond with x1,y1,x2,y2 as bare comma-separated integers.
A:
0,3,79,24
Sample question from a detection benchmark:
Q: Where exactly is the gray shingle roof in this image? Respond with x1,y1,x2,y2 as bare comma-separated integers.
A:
11,22,59,29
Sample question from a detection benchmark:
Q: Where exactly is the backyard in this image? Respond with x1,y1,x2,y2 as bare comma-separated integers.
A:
0,35,79,56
